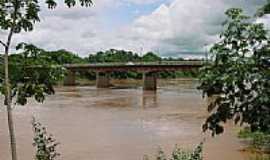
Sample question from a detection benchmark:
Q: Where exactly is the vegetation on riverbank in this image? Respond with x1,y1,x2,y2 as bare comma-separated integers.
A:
144,143,203,160
4,48,200,83
238,128,270,154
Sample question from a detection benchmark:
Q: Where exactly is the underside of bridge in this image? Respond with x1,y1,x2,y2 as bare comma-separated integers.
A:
96,72,111,88
143,72,157,90
63,61,203,90
63,70,158,90
63,70,76,86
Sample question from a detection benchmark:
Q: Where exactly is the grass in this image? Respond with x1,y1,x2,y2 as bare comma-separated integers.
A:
238,127,270,154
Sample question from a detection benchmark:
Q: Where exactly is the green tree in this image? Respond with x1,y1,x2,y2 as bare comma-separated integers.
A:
142,52,162,62
198,8,270,135
8,43,67,105
0,1,92,160
39,49,87,65
86,49,198,79
8,48,87,65
88,49,141,63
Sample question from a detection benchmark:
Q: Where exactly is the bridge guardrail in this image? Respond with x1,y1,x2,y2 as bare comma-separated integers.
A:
64,61,205,68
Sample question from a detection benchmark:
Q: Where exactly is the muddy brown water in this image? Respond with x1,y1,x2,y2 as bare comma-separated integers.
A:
0,80,251,160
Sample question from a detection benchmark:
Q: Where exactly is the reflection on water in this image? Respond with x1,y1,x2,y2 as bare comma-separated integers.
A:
0,79,263,160
142,91,157,108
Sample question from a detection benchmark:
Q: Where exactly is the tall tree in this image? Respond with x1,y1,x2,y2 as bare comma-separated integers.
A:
0,1,92,160
198,8,270,135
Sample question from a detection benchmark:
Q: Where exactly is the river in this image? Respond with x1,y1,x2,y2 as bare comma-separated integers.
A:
0,79,251,160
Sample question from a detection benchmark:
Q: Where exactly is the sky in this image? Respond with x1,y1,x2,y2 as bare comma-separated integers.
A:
1,0,270,58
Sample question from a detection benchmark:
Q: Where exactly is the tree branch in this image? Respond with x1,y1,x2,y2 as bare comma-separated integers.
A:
0,40,6,47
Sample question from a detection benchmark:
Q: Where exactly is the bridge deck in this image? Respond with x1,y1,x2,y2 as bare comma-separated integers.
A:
64,61,204,72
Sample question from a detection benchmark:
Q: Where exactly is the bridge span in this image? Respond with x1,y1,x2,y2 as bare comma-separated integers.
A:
63,61,204,90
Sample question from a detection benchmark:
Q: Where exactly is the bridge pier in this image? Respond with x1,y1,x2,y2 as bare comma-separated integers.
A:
64,70,76,86
143,72,157,91
96,72,111,88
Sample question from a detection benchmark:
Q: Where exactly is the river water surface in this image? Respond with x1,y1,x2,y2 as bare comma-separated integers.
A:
0,80,250,160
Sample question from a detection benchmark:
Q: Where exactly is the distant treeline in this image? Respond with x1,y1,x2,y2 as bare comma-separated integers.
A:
4,48,201,80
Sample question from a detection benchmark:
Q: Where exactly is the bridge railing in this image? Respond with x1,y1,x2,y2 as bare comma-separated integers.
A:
64,61,205,68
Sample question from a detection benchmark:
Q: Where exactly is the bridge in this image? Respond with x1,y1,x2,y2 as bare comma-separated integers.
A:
63,61,204,90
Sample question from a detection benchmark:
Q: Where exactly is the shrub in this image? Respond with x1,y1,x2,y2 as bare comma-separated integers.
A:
144,142,203,160
32,118,60,160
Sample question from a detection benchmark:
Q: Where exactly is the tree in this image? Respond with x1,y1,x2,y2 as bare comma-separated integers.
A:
39,49,87,65
142,52,162,62
88,49,142,63
198,8,270,135
0,1,92,160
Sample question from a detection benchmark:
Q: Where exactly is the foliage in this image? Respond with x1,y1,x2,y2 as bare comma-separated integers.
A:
88,49,141,63
0,0,94,102
4,48,192,83
7,48,185,81
239,128,270,150
142,52,162,62
0,1,92,159
144,143,203,160
198,8,270,135
87,49,200,79
38,49,87,65
0,0,93,34
32,117,60,160
0,0,94,105
8,49,86,66
0,43,66,105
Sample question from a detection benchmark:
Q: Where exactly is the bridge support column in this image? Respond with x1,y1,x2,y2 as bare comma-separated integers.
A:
64,70,76,86
96,72,111,88
143,72,157,91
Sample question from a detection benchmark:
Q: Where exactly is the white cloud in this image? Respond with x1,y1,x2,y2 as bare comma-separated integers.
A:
257,14,270,30
1,0,269,58
122,0,268,57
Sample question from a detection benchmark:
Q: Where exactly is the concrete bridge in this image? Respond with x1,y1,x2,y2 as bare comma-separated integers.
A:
63,61,204,90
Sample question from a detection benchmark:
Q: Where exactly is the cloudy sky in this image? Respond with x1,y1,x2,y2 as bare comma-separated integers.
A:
1,0,270,58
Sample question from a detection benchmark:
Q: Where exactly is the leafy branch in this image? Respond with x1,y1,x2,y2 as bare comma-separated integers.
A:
198,8,270,135
32,117,60,160
0,1,93,160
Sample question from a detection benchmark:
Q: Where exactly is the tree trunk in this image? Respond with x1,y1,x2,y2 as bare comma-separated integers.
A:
4,46,18,160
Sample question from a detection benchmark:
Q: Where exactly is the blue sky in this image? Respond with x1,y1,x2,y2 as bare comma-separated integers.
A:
1,0,269,58
100,0,172,30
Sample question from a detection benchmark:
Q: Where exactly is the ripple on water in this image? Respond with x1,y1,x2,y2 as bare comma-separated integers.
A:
0,80,254,160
